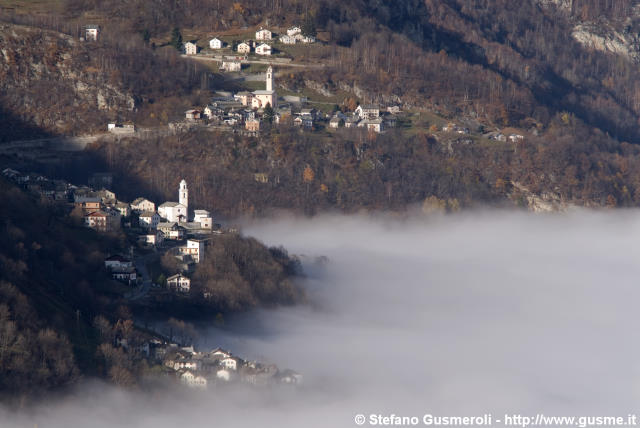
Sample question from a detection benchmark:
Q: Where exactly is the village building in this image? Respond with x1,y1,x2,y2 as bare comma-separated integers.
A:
277,369,303,384
185,109,202,121
85,25,99,41
178,239,206,263
255,43,272,56
193,210,213,229
107,123,135,134
210,348,232,359
287,26,301,36
256,27,272,40
209,38,223,49
234,91,254,106
167,274,191,293
387,105,401,114
180,371,207,388
104,255,133,270
84,210,120,232
279,34,297,45
216,369,231,381
184,42,198,55
220,356,240,371
111,267,137,285
237,42,251,53
251,66,277,109
131,197,155,213
359,117,384,133
329,116,344,128
355,105,380,120
114,201,130,217
139,231,164,247
245,119,261,132
157,222,186,240
220,61,242,72
294,116,313,129
96,189,116,203
139,211,160,229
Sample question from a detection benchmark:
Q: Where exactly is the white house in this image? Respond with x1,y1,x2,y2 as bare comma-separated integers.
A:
158,202,187,223
131,197,155,213
85,25,99,41
184,42,198,55
220,356,239,371
185,109,201,121
256,28,272,40
287,26,301,36
193,209,213,229
359,117,384,133
210,348,232,359
355,105,380,119
180,371,207,389
104,255,133,270
209,37,223,49
138,211,160,229
167,274,191,293
237,42,251,54
157,222,185,240
178,239,206,263
255,43,272,56
216,369,231,381
114,201,130,217
279,35,297,45
220,61,242,72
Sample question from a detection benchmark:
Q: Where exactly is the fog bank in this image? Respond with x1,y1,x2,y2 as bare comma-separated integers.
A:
4,210,640,427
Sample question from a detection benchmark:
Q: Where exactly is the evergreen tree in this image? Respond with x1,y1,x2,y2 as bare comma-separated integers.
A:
170,27,183,51
263,103,274,124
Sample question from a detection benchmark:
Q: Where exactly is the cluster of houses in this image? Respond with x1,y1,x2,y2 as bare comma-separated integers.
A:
157,344,302,389
1,168,216,293
184,25,315,60
180,66,400,134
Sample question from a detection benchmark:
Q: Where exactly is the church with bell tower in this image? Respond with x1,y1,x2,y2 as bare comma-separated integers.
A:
252,65,277,109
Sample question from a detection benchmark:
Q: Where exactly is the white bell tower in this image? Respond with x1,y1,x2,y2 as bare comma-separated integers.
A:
266,66,274,92
179,179,188,211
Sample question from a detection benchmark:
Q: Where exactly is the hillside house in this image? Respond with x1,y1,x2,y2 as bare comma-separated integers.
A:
167,274,191,293
139,231,164,247
131,197,155,213
344,117,359,128
220,356,240,371
85,25,99,41
111,267,137,285
180,371,207,388
157,222,186,240
210,348,232,359
193,210,213,229
256,28,272,40
355,105,380,120
287,26,301,36
184,42,198,55
237,42,251,54
216,369,231,381
85,210,119,232
294,116,313,129
234,91,254,106
359,118,384,133
178,239,206,263
220,61,242,72
245,119,261,132
209,38,223,49
255,43,272,56
185,109,202,121
139,211,160,229
107,123,135,134
114,201,130,217
104,255,133,270
279,35,297,45
329,116,344,128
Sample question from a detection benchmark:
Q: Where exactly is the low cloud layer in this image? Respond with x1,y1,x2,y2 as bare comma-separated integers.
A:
4,210,640,427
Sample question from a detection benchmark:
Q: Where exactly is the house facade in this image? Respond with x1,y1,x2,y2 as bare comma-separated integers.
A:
237,42,251,53
209,38,223,49
167,274,191,293
184,42,198,55
139,211,160,229
255,43,272,56
158,202,187,223
131,197,155,213
256,28,272,40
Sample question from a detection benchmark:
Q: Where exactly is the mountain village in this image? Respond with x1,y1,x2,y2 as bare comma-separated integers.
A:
1,166,303,390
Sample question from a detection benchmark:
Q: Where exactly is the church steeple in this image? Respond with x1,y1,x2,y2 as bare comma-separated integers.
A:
179,179,188,212
266,66,273,92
